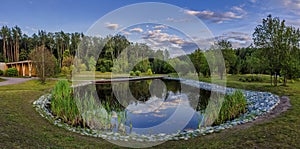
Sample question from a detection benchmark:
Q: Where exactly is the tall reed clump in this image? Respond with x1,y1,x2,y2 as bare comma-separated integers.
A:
51,80,82,126
214,90,247,125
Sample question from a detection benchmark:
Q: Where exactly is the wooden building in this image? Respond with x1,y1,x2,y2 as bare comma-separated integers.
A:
2,60,36,77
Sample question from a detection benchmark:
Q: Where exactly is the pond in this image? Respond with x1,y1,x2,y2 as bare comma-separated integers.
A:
33,77,280,142
74,79,220,135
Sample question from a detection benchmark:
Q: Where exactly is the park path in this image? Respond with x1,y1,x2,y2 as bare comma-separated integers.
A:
0,77,36,86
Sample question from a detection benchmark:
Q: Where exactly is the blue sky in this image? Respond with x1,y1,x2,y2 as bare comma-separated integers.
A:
1,0,300,50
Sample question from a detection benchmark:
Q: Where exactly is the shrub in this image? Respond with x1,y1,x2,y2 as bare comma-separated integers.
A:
135,70,141,76
7,68,18,77
80,63,87,71
0,70,3,76
214,90,247,125
51,80,81,125
238,77,246,82
129,71,135,76
147,69,153,75
291,79,295,83
238,76,262,82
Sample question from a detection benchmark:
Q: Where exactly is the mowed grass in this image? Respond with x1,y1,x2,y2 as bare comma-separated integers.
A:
0,75,299,148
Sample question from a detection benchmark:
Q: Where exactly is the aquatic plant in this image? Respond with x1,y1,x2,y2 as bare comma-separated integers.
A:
51,80,82,126
214,90,247,125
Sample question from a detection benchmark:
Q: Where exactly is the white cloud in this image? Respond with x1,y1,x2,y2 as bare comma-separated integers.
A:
129,27,143,33
214,31,252,48
0,21,8,25
153,25,167,29
286,19,300,27
119,29,131,36
166,17,193,23
184,6,247,23
141,29,201,57
25,26,38,32
105,23,119,30
282,0,300,15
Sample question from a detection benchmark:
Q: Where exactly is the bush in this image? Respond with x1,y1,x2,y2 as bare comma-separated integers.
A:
147,69,153,75
129,71,135,76
214,90,247,125
61,66,73,80
6,68,18,77
291,79,295,83
51,80,81,125
239,77,246,82
0,70,3,76
238,76,262,82
135,70,141,76
80,63,87,71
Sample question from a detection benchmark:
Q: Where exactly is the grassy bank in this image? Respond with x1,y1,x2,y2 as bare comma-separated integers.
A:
0,75,299,148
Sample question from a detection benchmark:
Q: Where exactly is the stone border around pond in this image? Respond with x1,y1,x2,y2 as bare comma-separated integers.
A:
33,77,280,142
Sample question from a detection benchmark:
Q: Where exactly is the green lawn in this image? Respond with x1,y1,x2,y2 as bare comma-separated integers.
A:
0,75,299,148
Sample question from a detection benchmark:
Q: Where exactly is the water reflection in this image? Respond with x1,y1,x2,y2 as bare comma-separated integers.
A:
76,79,214,135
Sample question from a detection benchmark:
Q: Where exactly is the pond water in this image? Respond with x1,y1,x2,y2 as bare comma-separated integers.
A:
75,79,218,135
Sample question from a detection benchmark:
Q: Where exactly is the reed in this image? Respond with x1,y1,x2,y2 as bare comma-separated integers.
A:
51,80,82,126
214,90,247,125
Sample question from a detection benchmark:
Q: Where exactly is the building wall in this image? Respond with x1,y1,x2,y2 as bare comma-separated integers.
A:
4,61,36,77
0,63,5,71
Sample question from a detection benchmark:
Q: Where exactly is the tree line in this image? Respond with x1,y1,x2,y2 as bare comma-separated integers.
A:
0,15,299,86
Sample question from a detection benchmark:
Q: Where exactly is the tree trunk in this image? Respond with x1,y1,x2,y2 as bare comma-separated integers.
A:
270,74,273,86
274,73,278,86
3,38,6,62
283,75,287,86
220,72,223,80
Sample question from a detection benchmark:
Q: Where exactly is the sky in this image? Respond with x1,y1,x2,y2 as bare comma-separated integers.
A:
1,0,300,53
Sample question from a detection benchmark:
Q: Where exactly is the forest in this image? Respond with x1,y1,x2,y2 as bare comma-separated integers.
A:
0,15,299,86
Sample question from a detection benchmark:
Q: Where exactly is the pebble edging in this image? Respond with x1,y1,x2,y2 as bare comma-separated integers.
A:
33,78,280,142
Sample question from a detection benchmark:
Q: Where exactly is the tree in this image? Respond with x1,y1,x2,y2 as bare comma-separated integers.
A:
0,26,9,62
88,56,96,71
29,45,56,84
189,49,210,77
253,15,300,86
12,26,21,61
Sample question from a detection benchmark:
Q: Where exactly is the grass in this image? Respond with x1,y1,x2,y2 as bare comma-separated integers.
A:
51,80,81,126
0,75,299,148
214,90,247,125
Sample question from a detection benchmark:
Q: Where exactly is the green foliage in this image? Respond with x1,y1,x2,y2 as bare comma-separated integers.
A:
135,70,141,76
80,63,87,71
61,66,73,80
189,49,210,77
239,76,263,82
88,56,96,71
51,80,81,126
214,90,247,125
147,69,153,75
253,15,300,86
6,68,18,77
0,69,3,76
129,71,135,76
29,45,57,84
